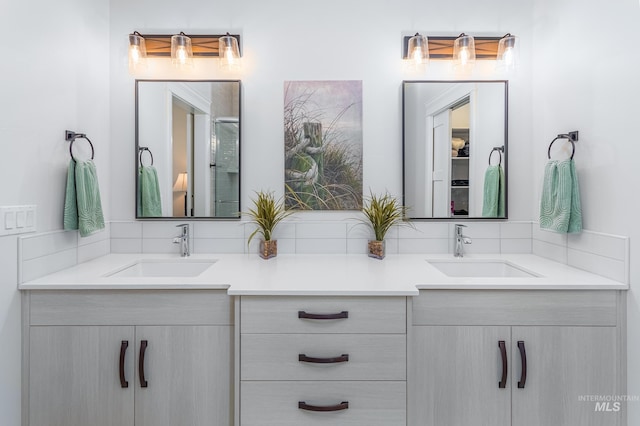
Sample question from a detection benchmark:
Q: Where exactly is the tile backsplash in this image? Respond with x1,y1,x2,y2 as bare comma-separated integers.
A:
18,220,629,285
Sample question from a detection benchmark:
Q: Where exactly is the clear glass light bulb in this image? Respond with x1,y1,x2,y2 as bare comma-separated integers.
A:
175,46,188,65
412,46,424,64
459,47,470,65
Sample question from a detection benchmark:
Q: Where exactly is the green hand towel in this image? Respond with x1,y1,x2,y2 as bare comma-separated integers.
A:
139,165,162,217
63,160,105,237
63,160,78,231
539,159,582,233
482,164,505,217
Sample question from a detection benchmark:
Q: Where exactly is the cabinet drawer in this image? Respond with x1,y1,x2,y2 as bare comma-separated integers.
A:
241,381,406,426
240,296,406,334
241,334,406,380
412,290,618,326
28,290,233,325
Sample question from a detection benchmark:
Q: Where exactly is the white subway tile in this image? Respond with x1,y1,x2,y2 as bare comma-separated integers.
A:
398,238,449,254
500,222,532,239
295,238,346,254
532,225,568,246
21,231,77,261
568,248,627,283
78,239,110,263
532,240,568,264
21,248,77,283
567,231,628,261
194,221,245,239
398,222,448,239
193,238,246,254
142,238,181,254
500,239,532,254
110,238,142,253
296,222,347,239
347,222,373,239
110,221,142,239
143,221,193,239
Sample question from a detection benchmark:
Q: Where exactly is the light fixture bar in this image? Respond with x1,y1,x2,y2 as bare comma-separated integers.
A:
134,33,241,57
402,35,504,60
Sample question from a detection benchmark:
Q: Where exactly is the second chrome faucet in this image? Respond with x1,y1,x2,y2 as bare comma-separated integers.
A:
454,224,472,257
173,223,190,257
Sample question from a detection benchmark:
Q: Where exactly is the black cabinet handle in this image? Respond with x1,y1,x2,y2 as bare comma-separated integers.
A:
298,311,348,320
139,340,148,388
298,401,349,412
498,340,507,389
299,354,349,364
517,341,527,389
119,340,129,388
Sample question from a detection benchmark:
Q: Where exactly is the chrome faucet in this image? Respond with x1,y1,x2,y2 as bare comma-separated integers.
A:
454,224,472,258
173,224,190,257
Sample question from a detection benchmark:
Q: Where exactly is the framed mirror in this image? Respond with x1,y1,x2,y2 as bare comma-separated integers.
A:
136,80,241,219
403,80,508,219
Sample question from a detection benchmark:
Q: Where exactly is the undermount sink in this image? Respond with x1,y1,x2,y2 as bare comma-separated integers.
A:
105,259,217,278
427,259,538,278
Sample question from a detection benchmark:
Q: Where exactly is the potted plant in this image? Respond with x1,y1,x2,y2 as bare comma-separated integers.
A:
245,191,293,259
361,192,411,259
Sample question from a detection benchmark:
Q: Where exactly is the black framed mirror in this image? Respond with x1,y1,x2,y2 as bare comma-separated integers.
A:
403,80,508,219
135,80,241,219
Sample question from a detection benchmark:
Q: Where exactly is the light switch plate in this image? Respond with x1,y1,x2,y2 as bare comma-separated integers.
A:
0,205,36,235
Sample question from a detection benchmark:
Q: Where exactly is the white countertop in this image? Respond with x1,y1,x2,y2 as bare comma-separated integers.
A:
19,253,628,294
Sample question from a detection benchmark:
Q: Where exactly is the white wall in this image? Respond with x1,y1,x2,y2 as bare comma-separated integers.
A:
0,0,111,424
531,0,640,421
109,0,535,222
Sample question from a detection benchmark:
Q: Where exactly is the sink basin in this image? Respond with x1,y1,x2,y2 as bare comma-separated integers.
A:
427,259,538,278
105,259,216,278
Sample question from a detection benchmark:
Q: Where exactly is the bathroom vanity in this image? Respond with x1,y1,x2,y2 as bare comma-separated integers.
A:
20,254,627,426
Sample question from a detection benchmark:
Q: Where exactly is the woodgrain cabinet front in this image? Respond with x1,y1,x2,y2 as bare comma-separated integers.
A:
239,296,407,426
24,290,233,426
409,290,625,426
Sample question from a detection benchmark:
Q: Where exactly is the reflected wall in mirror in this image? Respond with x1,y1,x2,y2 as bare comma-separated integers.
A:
403,80,508,219
136,80,241,219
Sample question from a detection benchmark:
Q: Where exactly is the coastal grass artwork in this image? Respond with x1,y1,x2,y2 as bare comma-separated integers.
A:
284,80,363,210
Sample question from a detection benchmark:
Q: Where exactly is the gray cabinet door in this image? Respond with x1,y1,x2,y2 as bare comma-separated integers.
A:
29,326,135,426
409,326,511,426
511,326,620,426
134,326,233,426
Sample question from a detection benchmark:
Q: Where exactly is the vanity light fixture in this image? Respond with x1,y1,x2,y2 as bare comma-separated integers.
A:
496,33,519,72
128,31,147,73
127,31,242,73
171,32,194,68
406,33,429,69
453,33,476,71
219,33,241,70
402,33,518,72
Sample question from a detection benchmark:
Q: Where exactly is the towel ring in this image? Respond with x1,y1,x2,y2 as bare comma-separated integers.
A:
139,147,154,167
68,135,95,162
547,134,577,160
488,146,504,166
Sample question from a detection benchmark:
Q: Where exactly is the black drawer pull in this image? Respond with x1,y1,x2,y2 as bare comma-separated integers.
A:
498,340,507,389
298,311,348,320
298,401,349,412
299,354,349,364
517,340,527,389
119,340,129,388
